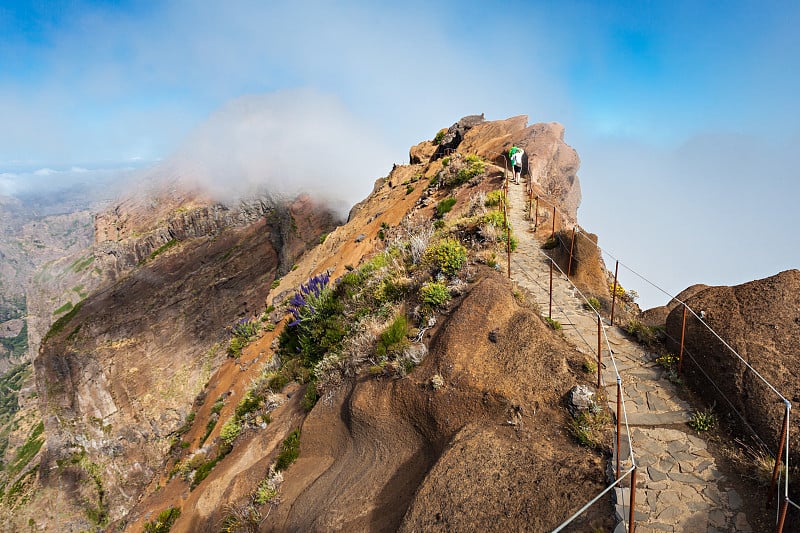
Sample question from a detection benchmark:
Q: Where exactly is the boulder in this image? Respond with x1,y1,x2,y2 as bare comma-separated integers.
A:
665,270,800,466
567,384,596,418
431,114,486,160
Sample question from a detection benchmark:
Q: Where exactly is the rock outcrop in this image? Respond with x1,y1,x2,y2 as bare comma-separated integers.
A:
665,270,800,466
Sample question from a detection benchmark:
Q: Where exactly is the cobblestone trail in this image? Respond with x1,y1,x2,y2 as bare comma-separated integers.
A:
504,180,750,532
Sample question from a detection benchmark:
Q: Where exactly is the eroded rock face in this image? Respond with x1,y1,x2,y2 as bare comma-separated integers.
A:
458,116,582,220
32,191,339,529
665,270,800,465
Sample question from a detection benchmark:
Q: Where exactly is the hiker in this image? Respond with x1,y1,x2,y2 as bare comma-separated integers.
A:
509,145,524,184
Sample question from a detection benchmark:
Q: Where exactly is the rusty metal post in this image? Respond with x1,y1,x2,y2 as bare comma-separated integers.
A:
502,198,511,278
628,465,637,533
768,400,791,507
534,196,539,231
678,306,688,373
597,315,602,388
616,376,622,479
777,497,789,533
551,205,556,238
548,259,553,319
567,226,577,277
609,261,620,326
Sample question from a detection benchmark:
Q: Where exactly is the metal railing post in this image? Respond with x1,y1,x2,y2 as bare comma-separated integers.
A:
768,400,791,507
551,206,556,238
534,196,539,231
597,315,602,388
610,261,619,326
628,465,637,533
567,226,577,277
549,259,553,319
616,376,622,479
678,306,687,373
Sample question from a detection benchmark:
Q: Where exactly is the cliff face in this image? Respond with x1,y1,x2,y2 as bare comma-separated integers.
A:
23,187,338,529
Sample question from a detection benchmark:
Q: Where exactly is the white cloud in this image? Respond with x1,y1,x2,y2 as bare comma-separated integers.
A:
163,89,395,215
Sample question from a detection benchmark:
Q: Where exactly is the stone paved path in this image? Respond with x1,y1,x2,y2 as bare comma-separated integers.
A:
504,180,751,532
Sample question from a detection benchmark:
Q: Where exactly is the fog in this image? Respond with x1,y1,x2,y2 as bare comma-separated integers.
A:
169,89,395,213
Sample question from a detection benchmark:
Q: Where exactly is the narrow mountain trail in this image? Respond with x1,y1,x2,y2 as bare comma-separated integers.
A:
504,179,752,532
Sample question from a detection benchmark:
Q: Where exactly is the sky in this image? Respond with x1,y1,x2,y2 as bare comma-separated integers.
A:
0,0,798,308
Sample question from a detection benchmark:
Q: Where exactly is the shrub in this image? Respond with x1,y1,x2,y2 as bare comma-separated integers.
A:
143,507,181,533
582,360,597,374
271,279,281,289
436,197,457,218
376,315,409,359
424,238,467,276
301,383,319,412
406,184,415,195
544,317,562,330
625,319,657,345
254,479,279,505
454,154,485,185
655,352,678,370
484,190,506,207
235,391,262,419
441,156,451,167
430,374,444,390
279,273,347,367
433,129,447,145
688,409,717,432
275,429,301,471
569,409,611,449
419,281,451,308
219,416,242,446
583,297,602,312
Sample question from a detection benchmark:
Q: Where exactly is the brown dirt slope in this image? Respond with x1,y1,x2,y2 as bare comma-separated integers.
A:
267,271,610,532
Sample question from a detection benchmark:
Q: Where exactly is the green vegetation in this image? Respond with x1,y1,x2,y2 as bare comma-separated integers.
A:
454,154,485,185
69,255,95,273
53,301,73,315
8,422,44,479
271,278,281,289
148,239,179,261
583,297,602,312
254,478,278,505
544,317,562,331
43,299,84,342
143,507,181,533
419,281,450,309
582,360,597,374
275,429,301,471
405,184,415,195
376,314,409,359
484,189,506,207
688,408,717,432
569,407,611,449
219,416,242,446
624,319,658,345
301,383,319,412
441,156,451,167
433,129,447,145
0,322,28,358
435,197,457,218
424,238,467,276
228,318,259,358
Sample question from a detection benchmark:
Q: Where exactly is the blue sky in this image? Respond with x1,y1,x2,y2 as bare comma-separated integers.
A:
1,0,798,308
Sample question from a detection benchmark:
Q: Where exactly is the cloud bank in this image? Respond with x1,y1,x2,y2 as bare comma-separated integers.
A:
160,89,396,214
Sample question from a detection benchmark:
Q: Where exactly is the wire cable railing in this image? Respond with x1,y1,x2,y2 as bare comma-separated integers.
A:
514,173,796,532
